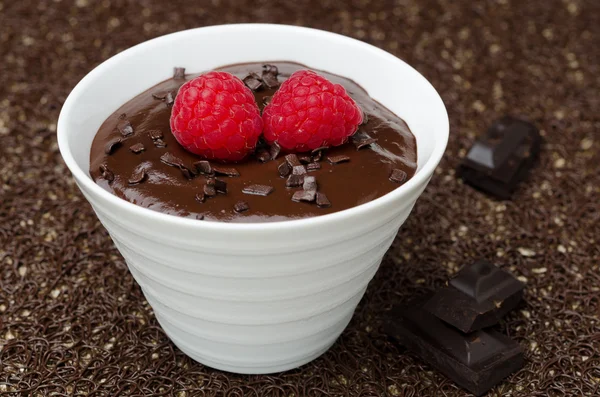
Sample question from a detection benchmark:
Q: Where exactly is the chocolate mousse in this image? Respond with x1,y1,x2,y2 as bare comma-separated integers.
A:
89,62,417,222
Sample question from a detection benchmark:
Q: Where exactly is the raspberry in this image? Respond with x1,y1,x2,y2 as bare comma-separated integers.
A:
262,70,363,152
170,71,263,161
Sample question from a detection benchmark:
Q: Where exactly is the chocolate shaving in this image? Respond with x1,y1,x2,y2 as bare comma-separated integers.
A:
148,129,164,140
195,192,205,203
160,152,193,179
152,92,167,100
234,201,249,213
285,153,302,167
118,112,127,120
311,146,328,161
292,190,316,203
302,176,317,192
269,142,281,160
278,161,291,178
99,164,114,182
104,137,122,155
117,119,134,137
196,214,205,220
165,91,174,107
193,160,213,175
292,165,307,175
153,139,167,148
215,179,227,194
307,162,321,172
243,73,263,91
261,64,279,88
213,166,240,177
311,146,329,155
286,174,305,187
128,169,146,185
327,155,350,164
129,143,145,154
160,152,184,167
203,184,216,197
173,67,185,79
351,131,378,150
389,168,408,184
262,96,272,106
242,184,274,196
316,192,331,208
299,155,312,164
255,148,271,163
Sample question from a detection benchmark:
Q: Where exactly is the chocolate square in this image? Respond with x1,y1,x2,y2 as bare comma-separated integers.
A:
457,116,541,199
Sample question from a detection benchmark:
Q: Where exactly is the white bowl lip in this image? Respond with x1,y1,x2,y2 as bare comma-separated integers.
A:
57,23,449,232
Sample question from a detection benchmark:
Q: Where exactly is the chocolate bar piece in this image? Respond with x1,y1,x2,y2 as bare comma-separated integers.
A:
457,116,541,199
425,260,525,333
386,298,524,397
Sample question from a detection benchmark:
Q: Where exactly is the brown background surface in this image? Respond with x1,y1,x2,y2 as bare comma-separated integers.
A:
1,0,598,396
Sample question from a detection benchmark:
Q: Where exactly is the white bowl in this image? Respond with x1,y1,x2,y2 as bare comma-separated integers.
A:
57,24,449,374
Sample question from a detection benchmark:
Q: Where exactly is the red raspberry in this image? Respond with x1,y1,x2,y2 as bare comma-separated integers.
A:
262,70,363,152
170,71,263,161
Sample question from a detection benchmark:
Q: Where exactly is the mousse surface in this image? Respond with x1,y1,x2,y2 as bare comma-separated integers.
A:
89,62,417,222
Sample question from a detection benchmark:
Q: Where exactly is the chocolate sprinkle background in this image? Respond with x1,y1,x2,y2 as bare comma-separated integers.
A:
1,0,598,396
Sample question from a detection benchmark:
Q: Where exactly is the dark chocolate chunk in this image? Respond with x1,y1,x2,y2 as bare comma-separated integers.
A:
160,152,193,179
262,64,279,88
99,164,114,182
255,148,271,163
425,261,525,333
117,119,134,137
278,161,291,178
307,162,321,172
104,137,122,154
165,91,174,107
351,131,378,150
242,184,274,196
212,178,227,194
129,143,145,154
203,184,216,197
389,169,407,184
195,192,205,203
285,153,302,168
262,96,272,106
180,168,193,180
302,176,317,192
327,155,350,164
153,139,167,148
311,146,329,155
457,116,541,200
194,160,213,176
173,67,186,79
160,152,184,168
292,190,316,203
148,129,163,140
128,169,146,185
385,298,524,397
234,201,250,213
213,166,240,177
152,92,167,100
243,73,263,91
298,155,312,164
286,174,305,187
311,147,328,162
316,192,331,208
292,165,307,176
269,142,281,160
